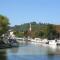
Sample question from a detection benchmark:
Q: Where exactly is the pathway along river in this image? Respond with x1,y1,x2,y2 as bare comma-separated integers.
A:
0,42,60,60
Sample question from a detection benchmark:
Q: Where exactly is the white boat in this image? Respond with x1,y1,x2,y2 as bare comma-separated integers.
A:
30,38,43,45
56,40,60,45
31,38,48,44
41,39,48,43
48,40,57,45
47,40,57,49
35,38,42,43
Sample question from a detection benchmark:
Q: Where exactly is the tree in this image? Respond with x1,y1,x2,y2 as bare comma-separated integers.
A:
47,24,57,40
0,15,10,36
39,31,45,38
13,30,24,37
24,30,28,38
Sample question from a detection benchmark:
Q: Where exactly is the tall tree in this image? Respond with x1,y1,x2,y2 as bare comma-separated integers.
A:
0,15,10,36
47,24,57,40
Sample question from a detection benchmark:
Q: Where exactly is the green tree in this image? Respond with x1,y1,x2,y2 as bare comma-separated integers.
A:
14,30,24,37
24,30,28,38
38,31,45,38
0,15,9,36
47,24,57,40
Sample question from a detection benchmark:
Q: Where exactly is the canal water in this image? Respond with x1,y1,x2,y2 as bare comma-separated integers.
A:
0,42,60,60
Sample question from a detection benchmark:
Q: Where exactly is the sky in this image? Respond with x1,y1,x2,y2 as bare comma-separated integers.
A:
0,0,60,26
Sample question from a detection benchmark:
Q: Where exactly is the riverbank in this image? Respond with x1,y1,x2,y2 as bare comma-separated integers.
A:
0,41,19,49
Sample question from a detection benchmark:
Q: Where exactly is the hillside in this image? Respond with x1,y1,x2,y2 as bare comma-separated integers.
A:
12,22,60,39
13,22,48,32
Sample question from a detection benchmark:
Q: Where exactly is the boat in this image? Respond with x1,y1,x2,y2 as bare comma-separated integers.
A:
56,40,60,45
48,40,57,45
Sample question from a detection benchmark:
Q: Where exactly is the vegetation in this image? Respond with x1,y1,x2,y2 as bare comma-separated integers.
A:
12,22,60,40
0,15,9,36
47,24,57,40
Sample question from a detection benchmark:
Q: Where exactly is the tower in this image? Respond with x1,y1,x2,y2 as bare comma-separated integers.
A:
28,23,32,38
29,24,31,32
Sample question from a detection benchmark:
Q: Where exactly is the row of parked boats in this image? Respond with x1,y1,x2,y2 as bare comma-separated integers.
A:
28,38,60,46
16,37,60,46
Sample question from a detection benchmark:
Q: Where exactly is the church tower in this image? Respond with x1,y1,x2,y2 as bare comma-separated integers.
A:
29,23,31,32
28,23,32,38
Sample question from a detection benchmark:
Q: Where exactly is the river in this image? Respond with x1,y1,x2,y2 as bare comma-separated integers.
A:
0,42,60,60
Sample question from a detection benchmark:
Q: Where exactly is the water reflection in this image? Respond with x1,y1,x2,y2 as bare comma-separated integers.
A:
0,49,7,60
0,42,60,60
47,54,54,60
47,47,55,60
47,45,60,55
9,48,19,53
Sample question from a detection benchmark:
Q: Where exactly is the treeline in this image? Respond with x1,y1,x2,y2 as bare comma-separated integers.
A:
13,22,60,40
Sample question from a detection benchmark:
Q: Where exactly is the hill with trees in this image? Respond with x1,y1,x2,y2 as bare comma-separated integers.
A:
12,22,60,40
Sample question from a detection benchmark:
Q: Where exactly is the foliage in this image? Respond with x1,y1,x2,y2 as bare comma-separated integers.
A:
47,24,57,40
12,22,60,39
13,31,24,37
0,15,9,36
24,30,28,37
